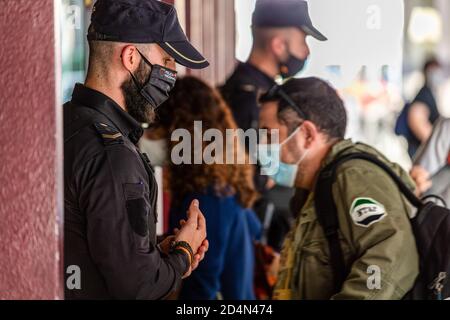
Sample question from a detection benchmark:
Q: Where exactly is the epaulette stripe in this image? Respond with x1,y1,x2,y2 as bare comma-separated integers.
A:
102,133,122,139
93,122,124,146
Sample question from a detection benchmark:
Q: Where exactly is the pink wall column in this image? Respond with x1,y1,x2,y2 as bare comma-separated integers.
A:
0,0,63,299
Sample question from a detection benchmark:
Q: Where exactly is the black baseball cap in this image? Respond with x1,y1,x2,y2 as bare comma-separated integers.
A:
252,0,327,41
87,0,209,69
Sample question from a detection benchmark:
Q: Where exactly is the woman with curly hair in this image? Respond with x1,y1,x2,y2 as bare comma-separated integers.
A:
164,76,261,300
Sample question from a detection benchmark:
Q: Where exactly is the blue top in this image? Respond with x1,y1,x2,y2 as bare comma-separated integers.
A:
169,189,261,300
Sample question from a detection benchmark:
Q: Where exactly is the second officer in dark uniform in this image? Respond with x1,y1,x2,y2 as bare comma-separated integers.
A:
64,0,209,300
221,0,327,251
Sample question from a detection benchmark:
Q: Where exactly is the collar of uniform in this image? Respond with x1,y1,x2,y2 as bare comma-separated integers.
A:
71,83,144,144
321,139,354,168
298,192,317,224
299,139,354,223
239,62,275,90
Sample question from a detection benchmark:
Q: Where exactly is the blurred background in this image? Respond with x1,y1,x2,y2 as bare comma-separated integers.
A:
61,0,450,170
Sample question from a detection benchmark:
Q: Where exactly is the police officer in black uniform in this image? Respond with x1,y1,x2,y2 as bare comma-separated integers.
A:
64,0,209,300
221,0,327,251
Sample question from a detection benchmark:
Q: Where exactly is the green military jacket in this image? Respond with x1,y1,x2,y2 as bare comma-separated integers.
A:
273,140,419,300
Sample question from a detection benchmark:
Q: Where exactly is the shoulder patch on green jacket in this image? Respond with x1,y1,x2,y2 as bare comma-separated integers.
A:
350,197,387,227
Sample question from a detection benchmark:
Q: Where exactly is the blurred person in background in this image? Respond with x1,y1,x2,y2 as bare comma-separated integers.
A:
411,118,450,206
221,0,327,257
403,58,444,157
139,104,173,168
165,77,262,300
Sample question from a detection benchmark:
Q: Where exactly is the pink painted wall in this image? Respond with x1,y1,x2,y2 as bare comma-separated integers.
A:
0,0,63,299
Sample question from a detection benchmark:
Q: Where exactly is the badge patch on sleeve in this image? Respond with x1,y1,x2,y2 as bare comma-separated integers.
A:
350,198,387,227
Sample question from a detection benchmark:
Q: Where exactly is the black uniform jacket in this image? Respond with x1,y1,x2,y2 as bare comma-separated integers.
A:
221,62,275,132
64,84,188,300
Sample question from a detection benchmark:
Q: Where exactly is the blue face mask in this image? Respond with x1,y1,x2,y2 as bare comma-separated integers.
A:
257,128,309,188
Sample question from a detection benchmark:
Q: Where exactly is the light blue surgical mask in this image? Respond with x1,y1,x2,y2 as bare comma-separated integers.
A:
257,128,309,188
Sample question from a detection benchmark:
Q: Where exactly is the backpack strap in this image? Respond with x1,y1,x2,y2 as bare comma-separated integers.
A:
314,152,423,294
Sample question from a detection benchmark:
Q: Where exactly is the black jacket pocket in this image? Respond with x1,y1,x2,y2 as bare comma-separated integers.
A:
126,198,149,237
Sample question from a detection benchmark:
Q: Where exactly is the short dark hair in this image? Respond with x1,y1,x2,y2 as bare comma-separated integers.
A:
87,40,115,73
251,27,282,50
261,77,347,139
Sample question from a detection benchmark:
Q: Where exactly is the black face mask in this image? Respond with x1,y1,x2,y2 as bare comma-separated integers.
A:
130,49,178,109
279,45,306,79
122,59,155,124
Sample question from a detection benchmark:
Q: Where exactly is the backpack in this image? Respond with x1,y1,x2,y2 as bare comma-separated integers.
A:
315,152,450,300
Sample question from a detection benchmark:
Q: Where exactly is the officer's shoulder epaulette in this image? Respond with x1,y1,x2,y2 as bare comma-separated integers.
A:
239,84,257,93
93,122,124,146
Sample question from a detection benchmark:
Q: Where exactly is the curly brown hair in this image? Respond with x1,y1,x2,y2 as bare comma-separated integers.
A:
164,76,258,209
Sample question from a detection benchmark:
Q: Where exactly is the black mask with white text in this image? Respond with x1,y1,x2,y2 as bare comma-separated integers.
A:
130,49,178,109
